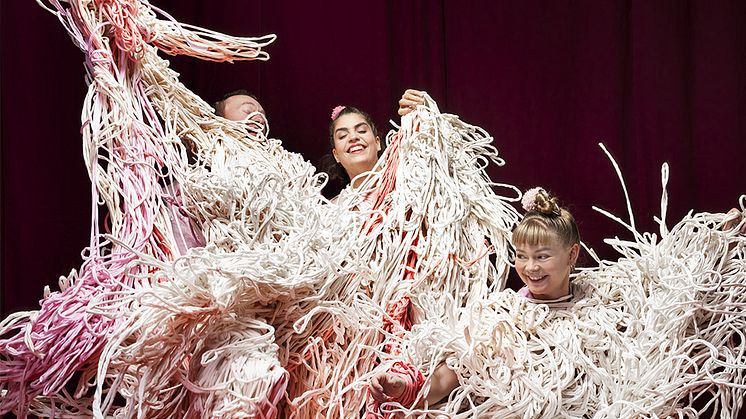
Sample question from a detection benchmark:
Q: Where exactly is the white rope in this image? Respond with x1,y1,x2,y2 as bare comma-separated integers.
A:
4,2,744,419
398,173,746,417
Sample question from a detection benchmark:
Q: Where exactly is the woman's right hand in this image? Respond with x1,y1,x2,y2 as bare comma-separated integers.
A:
369,372,407,402
724,208,746,234
398,89,426,116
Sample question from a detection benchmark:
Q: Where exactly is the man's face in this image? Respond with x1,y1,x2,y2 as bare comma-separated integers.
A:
221,94,265,124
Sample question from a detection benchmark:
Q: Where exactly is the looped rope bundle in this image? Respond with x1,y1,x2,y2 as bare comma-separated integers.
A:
399,160,746,417
4,1,744,418
304,95,521,418
1,1,521,418
0,0,292,417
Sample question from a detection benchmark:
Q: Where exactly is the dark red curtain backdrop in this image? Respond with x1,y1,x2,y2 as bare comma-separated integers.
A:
2,0,744,350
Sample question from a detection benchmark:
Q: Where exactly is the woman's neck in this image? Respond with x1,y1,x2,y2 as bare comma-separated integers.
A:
349,171,372,189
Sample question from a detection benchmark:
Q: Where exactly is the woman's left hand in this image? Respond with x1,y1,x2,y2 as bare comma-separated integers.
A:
398,89,426,116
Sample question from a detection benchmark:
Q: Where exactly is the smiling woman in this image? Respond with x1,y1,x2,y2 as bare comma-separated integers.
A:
321,90,428,197
370,187,583,407
321,105,381,191
513,187,580,301
332,111,381,183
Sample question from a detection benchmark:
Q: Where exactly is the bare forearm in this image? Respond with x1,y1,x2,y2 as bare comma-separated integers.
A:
422,364,459,406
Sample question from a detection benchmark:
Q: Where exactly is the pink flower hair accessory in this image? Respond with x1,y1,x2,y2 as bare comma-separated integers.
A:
521,187,544,212
331,105,345,120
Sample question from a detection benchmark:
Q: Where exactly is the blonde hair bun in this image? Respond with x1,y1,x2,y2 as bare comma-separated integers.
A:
522,187,561,216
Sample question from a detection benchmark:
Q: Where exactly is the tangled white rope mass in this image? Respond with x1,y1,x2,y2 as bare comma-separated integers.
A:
3,0,521,417
1,0,744,418
398,163,746,418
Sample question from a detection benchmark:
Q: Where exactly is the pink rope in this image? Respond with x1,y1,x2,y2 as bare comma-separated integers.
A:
1,0,276,416
365,361,424,419
96,0,149,60
362,120,427,417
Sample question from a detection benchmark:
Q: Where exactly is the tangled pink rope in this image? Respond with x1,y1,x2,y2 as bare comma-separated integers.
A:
0,0,275,416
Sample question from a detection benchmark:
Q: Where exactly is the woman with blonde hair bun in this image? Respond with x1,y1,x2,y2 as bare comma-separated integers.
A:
512,187,580,301
370,184,746,418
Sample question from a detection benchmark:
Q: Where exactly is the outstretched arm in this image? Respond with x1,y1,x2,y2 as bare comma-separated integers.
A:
422,363,460,405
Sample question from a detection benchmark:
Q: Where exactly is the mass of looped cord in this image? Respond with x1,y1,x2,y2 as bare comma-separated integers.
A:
398,159,746,417
282,96,520,418
2,3,165,416
95,0,149,60
85,261,296,418
9,1,523,417
2,0,282,417
95,0,277,62
85,152,368,417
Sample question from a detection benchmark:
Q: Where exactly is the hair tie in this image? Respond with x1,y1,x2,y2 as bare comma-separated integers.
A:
521,187,544,212
331,105,345,120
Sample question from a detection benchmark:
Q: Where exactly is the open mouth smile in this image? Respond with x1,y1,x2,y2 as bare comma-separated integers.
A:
347,144,366,154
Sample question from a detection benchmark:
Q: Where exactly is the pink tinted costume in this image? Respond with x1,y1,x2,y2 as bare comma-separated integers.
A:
162,181,206,256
